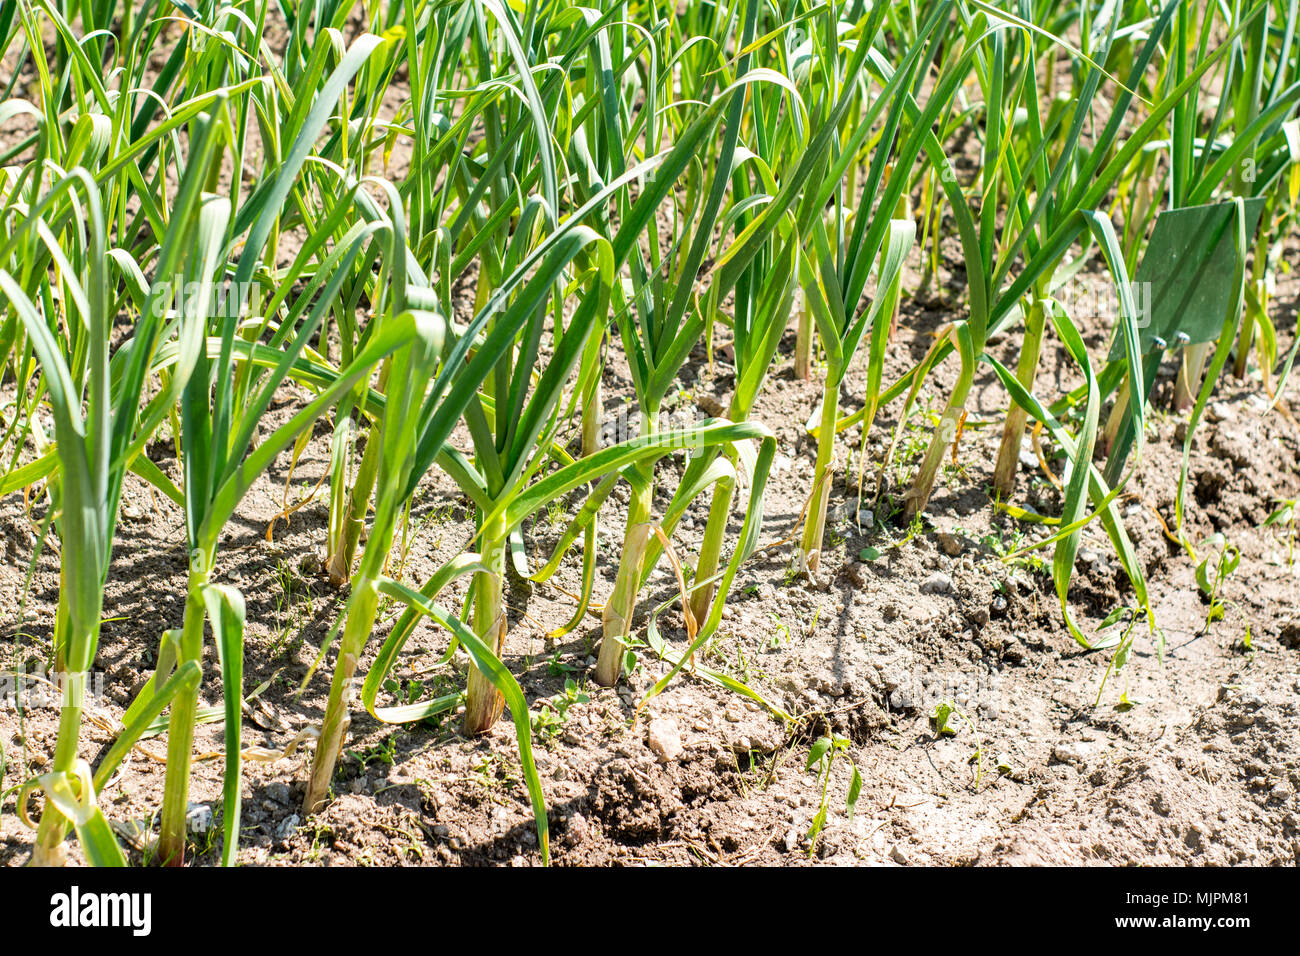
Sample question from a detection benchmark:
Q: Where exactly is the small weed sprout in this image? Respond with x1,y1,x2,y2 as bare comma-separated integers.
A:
1264,498,1296,568
530,679,590,740
1196,534,1242,631
1093,606,1148,709
804,734,862,858
769,613,791,648
931,700,985,788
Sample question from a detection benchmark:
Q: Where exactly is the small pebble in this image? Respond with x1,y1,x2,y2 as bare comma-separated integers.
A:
920,572,952,594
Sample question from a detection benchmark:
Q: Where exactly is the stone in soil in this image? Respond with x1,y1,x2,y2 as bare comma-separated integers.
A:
646,716,683,763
